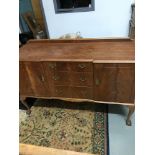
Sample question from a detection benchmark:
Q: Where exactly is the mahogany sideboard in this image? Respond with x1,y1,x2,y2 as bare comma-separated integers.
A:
19,39,135,126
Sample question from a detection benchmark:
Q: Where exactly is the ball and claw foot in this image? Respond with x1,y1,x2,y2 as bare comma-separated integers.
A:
126,105,134,126
26,109,31,115
126,119,132,126
20,97,31,116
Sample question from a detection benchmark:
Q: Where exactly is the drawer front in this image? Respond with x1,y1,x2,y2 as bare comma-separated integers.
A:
72,87,93,99
71,72,93,86
52,72,71,85
70,62,93,72
48,62,93,72
48,62,69,71
53,86,71,98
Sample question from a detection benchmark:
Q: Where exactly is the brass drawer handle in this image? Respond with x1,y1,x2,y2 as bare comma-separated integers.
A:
55,89,63,94
80,77,86,82
52,75,60,81
49,63,56,69
78,64,86,69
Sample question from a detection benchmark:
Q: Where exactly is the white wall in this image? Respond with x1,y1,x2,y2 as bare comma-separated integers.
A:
42,0,134,38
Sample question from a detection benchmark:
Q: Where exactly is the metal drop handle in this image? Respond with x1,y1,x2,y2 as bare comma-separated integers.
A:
49,63,56,69
55,89,63,94
53,75,60,81
78,64,86,69
80,77,86,82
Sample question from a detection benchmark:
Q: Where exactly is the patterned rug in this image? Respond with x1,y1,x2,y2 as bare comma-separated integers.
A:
19,99,108,155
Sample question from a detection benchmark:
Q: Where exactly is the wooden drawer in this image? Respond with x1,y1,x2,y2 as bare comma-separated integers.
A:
71,72,93,86
72,86,93,99
70,62,93,72
47,62,93,72
48,62,69,71
53,86,71,98
52,72,71,85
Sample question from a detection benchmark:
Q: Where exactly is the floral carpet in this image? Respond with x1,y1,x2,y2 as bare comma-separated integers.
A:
19,99,108,155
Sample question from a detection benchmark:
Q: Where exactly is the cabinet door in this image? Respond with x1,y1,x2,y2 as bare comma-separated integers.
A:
94,64,117,102
116,64,135,103
94,63,135,103
24,62,51,97
19,62,34,96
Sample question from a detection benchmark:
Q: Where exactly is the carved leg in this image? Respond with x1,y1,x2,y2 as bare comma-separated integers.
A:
20,97,31,115
126,105,135,126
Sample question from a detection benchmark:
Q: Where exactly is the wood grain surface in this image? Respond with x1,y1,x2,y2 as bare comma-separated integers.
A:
20,39,135,62
19,39,135,106
94,63,135,103
19,143,95,155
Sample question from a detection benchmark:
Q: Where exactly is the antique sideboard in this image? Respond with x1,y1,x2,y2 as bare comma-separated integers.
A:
19,39,135,126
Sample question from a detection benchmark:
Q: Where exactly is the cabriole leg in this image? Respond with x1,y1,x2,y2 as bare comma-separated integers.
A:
20,97,31,115
126,105,135,126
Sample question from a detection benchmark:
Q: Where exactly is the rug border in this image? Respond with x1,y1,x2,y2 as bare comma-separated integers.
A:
104,105,109,155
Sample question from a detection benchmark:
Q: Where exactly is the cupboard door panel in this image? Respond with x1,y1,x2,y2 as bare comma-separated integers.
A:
94,63,134,103
19,62,34,96
116,64,135,103
25,62,51,97
94,64,117,102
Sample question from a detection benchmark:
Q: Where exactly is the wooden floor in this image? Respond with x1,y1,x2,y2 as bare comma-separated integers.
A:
19,143,95,155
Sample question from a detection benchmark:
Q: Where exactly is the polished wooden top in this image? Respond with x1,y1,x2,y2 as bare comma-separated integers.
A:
19,39,135,63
